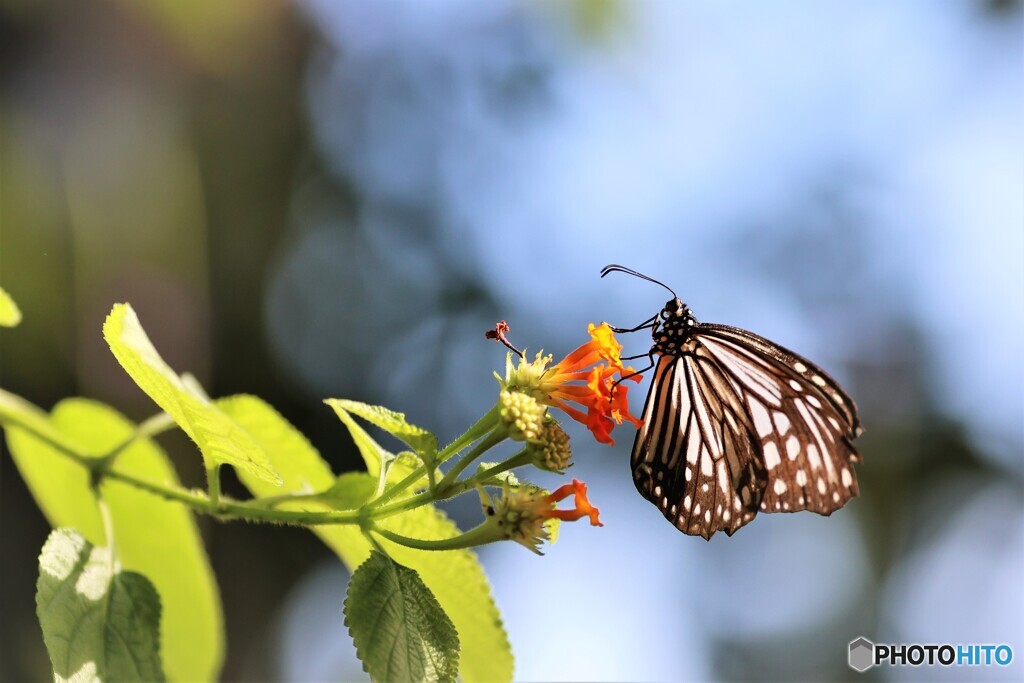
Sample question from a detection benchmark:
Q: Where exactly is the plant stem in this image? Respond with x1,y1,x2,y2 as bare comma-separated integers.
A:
207,464,222,514
98,467,363,526
367,404,501,509
469,450,532,485
372,522,501,551
244,491,321,509
98,498,116,558
98,411,179,469
437,403,501,465
368,466,424,509
437,429,505,490
368,446,530,520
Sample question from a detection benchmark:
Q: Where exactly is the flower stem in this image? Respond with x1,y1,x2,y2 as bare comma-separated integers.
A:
367,403,502,509
372,520,502,551
437,428,505,491
368,446,529,520
472,450,532,485
437,403,501,465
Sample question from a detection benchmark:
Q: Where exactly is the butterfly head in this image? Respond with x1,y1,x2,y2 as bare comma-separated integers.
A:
653,298,696,353
662,298,691,321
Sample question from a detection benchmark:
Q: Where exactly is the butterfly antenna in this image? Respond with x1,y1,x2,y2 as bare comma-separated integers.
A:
600,264,677,298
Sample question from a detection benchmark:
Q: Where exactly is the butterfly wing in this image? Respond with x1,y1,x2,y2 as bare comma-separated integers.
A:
695,324,862,517
631,354,767,539
631,324,863,539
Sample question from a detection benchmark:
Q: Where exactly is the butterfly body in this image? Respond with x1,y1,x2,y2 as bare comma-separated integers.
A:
629,296,863,540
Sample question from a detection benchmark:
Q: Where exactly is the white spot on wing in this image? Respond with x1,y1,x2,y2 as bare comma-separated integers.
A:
749,399,773,437
817,477,827,494
842,467,852,487
764,442,781,470
794,361,807,372
807,444,822,469
774,479,787,494
717,461,730,493
786,435,801,460
686,422,700,463
796,469,807,486
773,412,791,434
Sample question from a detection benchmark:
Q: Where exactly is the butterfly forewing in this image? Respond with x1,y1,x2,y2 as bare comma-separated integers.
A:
632,355,765,539
629,319,862,539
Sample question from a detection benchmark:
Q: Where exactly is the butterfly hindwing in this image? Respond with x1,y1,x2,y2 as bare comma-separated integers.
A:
696,325,861,517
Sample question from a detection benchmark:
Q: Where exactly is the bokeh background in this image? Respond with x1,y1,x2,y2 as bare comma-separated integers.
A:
2,1,1022,681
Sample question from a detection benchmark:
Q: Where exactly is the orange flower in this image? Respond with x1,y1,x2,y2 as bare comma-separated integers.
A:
544,478,603,526
483,478,604,552
502,323,644,445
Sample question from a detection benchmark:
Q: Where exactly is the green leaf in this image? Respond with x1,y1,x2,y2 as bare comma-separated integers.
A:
325,399,438,464
217,394,373,566
316,472,377,510
5,398,224,682
36,528,165,682
0,388,83,456
345,552,459,683
103,303,281,484
0,285,22,327
376,506,514,682
325,400,426,493
221,395,513,683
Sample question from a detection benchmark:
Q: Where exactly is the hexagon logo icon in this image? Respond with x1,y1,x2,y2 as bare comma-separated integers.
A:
849,637,875,672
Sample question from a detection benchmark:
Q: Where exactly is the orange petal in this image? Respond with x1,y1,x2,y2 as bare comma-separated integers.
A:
587,323,624,366
544,479,603,526
555,340,602,373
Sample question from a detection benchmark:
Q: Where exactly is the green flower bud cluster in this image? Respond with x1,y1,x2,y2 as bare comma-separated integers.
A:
484,485,551,554
528,419,572,473
499,390,546,442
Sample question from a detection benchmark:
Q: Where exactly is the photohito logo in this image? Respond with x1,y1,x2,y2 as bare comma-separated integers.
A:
848,637,1013,673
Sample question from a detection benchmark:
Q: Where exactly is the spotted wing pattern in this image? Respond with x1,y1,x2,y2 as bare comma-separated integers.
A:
631,354,767,539
630,324,862,539
697,324,862,517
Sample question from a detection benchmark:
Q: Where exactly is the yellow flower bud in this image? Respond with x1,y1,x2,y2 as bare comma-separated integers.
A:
499,390,547,442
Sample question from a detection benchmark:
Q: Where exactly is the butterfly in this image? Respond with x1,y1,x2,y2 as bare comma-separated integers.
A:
602,265,864,539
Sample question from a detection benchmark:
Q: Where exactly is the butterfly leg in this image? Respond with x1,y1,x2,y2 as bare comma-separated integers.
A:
607,314,658,334
610,349,658,397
